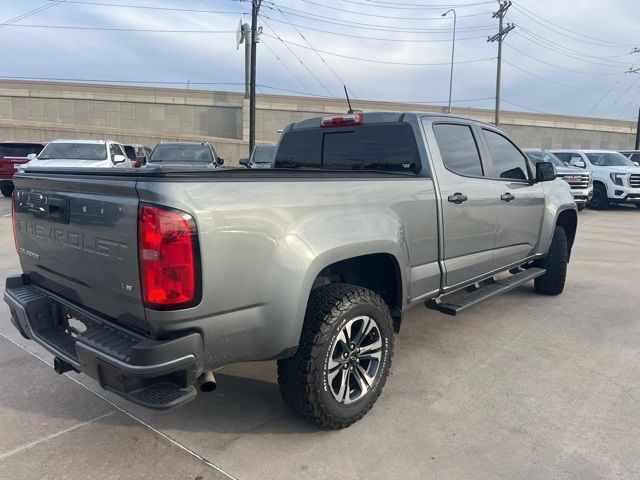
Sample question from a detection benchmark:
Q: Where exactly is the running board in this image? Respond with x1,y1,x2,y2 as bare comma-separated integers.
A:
425,267,546,316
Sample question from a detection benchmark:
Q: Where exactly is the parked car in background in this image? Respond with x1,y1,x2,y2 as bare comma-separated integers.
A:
25,140,133,169
5,112,577,429
618,150,640,165
550,149,640,209
239,144,276,169
0,142,45,196
524,149,592,211
124,144,153,168
147,141,223,168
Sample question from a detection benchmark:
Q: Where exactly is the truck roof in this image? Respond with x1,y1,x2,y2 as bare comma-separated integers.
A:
287,112,494,130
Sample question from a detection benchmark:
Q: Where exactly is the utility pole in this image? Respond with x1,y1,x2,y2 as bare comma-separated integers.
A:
635,106,640,149
488,1,514,126
442,9,456,114
249,0,262,155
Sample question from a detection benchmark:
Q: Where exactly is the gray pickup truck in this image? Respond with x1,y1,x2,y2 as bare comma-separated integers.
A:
5,112,577,429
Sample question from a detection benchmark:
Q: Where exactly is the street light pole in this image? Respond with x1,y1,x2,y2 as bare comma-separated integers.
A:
442,9,456,114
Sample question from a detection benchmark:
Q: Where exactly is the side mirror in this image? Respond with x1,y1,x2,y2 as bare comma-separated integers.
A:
239,158,249,167
574,160,586,168
216,157,224,167
536,161,557,182
634,161,639,167
113,154,126,164
26,153,37,161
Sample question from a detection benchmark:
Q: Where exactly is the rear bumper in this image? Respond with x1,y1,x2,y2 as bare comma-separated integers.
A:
4,275,203,409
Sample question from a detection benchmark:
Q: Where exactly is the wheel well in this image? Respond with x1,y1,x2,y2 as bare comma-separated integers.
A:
556,209,577,258
312,253,403,332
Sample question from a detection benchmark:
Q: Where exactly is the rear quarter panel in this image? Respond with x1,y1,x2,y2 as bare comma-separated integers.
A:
136,175,438,367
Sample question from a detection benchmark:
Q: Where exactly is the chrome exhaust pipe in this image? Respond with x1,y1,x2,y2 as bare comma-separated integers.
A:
197,371,217,392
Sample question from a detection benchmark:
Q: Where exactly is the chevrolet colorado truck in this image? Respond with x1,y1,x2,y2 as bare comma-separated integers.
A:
5,112,577,429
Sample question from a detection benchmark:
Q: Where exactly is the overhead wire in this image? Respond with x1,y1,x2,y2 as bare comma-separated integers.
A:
0,0,64,29
511,2,636,47
270,3,355,97
261,20,336,97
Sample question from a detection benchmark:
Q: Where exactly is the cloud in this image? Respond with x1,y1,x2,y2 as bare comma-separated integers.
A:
1,0,639,119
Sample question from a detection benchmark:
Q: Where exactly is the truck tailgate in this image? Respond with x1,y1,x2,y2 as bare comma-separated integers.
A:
13,172,147,332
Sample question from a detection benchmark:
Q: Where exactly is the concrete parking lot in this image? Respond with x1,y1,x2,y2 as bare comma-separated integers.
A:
0,196,638,480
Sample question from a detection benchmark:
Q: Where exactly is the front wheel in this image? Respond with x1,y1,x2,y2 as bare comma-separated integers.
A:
534,226,568,295
588,183,609,210
277,283,394,430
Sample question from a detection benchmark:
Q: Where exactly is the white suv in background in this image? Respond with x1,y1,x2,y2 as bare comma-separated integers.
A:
25,140,134,169
550,149,640,210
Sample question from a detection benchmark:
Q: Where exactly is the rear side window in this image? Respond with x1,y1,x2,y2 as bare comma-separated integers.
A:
433,124,483,177
0,143,43,157
483,129,529,180
274,123,420,173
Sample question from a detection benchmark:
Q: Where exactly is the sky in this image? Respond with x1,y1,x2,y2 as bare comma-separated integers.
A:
1,0,640,120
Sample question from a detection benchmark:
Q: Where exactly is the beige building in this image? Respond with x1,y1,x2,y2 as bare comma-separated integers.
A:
0,80,637,165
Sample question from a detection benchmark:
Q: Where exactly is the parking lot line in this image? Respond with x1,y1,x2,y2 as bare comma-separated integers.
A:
0,331,239,480
0,411,116,460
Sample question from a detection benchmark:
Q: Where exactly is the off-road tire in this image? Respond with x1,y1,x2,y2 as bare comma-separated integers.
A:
534,226,568,295
277,283,394,430
588,183,609,210
0,185,13,197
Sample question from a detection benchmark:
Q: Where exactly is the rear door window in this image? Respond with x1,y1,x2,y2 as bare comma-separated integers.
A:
274,123,420,173
483,129,530,180
0,143,43,157
433,123,483,177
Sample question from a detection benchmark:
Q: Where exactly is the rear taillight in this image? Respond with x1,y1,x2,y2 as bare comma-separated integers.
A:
138,204,200,310
320,113,363,128
11,192,18,253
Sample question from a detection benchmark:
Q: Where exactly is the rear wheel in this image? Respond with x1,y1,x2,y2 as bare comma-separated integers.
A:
1,185,13,197
588,183,609,210
277,283,394,430
534,226,568,295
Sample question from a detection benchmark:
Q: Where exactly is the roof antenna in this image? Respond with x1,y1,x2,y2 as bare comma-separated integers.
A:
344,85,354,114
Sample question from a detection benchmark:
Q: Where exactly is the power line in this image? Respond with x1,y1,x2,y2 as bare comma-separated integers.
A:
600,76,636,117
511,2,636,47
503,42,621,76
585,73,626,116
3,24,236,33
270,3,355,97
261,3,495,33
43,0,243,15
293,0,493,21
261,32,495,66
261,20,336,97
511,29,630,68
261,17,489,43
261,39,315,95
340,0,495,10
1,1,64,29
503,59,634,92
501,98,548,114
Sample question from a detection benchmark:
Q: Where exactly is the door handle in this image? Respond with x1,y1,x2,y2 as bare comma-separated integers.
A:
447,192,468,204
500,192,515,202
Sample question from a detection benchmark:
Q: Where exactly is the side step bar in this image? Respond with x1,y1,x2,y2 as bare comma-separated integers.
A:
425,267,546,316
